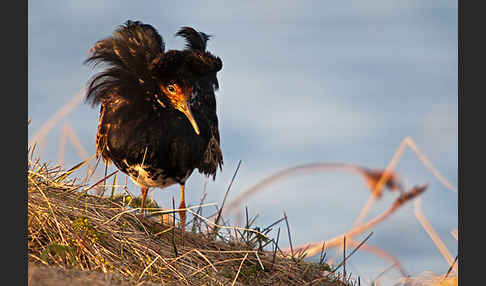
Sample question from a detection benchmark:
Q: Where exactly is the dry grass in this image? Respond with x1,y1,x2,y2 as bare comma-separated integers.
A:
27,156,353,286
210,136,458,285
29,107,458,285
394,271,458,286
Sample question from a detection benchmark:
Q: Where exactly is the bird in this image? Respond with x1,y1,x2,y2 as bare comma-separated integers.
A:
84,20,223,236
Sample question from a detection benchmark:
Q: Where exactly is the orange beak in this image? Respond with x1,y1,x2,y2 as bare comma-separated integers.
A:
162,85,200,135
177,88,200,135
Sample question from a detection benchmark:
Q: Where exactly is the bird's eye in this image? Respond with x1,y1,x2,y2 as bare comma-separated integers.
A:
167,85,176,93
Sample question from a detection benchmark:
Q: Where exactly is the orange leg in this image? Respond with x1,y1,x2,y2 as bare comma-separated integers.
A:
140,187,149,217
178,184,187,241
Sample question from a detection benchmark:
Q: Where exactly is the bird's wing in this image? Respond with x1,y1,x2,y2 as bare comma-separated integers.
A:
198,122,223,180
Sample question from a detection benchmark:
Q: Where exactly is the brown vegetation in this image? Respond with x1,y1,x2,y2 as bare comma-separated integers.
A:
28,157,352,286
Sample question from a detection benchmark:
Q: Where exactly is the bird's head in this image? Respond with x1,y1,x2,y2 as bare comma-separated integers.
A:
150,26,222,136
84,21,222,137
157,81,199,135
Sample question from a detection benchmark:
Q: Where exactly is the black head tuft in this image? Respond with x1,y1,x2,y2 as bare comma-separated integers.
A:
157,27,222,88
176,27,211,52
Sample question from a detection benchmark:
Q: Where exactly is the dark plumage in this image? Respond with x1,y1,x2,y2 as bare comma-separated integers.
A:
84,20,223,234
